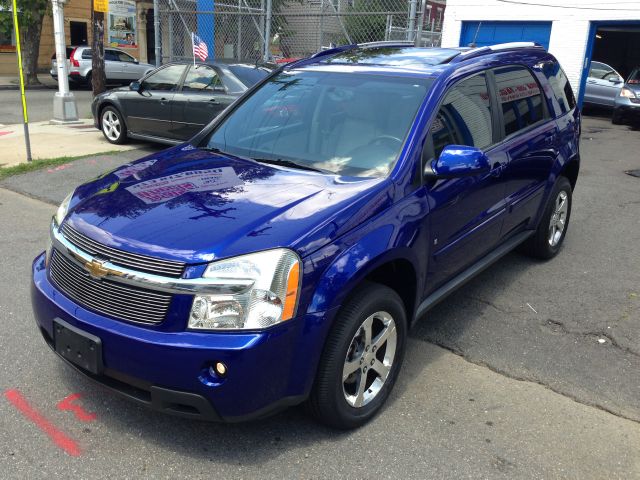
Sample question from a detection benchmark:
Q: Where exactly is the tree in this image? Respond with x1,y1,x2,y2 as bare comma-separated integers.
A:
0,0,49,86
91,8,106,95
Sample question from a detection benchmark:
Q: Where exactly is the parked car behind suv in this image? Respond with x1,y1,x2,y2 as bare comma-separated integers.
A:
612,67,640,125
91,61,276,145
51,46,154,87
32,42,580,429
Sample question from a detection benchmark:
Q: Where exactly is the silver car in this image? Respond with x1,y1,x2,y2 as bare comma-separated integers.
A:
50,46,154,87
583,60,624,107
612,67,640,125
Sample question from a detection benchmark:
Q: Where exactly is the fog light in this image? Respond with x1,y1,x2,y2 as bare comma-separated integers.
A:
210,362,227,377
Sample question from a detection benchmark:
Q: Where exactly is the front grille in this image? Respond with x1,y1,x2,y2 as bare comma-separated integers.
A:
61,223,185,278
49,249,172,325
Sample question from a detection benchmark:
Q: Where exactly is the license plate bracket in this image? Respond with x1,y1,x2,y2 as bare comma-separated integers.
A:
53,318,103,375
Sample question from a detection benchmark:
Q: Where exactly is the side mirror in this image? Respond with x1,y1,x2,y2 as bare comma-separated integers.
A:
213,85,226,93
130,81,142,92
134,58,139,64
609,76,623,84
425,145,491,179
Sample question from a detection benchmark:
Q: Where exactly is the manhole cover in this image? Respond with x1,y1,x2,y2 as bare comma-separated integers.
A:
626,170,640,178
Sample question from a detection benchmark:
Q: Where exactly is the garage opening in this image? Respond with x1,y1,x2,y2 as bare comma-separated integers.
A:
582,22,640,124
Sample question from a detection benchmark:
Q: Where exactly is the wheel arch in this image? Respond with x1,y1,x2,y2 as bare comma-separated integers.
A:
97,101,128,130
559,155,580,190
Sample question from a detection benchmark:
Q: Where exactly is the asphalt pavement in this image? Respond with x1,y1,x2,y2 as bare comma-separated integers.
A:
0,116,639,478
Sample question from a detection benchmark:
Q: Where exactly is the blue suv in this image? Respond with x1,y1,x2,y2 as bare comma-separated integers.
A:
31,42,580,429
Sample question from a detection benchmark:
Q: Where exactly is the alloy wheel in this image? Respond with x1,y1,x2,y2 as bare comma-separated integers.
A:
102,110,121,142
548,190,569,247
342,311,397,408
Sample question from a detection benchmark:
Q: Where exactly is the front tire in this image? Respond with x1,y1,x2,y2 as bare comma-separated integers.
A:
520,176,572,260
307,282,407,429
612,109,624,125
100,106,128,145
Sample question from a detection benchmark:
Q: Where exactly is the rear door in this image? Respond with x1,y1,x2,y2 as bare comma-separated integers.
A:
585,61,623,106
425,71,508,289
123,64,187,139
171,65,236,140
104,49,123,81
490,65,558,238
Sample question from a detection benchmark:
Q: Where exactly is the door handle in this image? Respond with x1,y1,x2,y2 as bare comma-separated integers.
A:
208,98,219,105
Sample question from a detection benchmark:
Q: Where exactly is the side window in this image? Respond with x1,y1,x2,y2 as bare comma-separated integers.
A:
104,50,118,62
81,49,92,60
116,51,135,63
142,65,186,91
543,63,576,114
494,66,548,137
182,66,223,92
589,62,614,80
430,72,493,157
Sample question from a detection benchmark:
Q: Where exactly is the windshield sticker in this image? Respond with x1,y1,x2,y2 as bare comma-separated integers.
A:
113,159,157,179
125,167,243,204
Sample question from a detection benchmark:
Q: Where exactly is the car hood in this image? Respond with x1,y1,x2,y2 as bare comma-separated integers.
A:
64,145,392,264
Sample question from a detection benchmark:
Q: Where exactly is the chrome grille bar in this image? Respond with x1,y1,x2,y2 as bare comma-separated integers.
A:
49,249,171,325
61,223,186,278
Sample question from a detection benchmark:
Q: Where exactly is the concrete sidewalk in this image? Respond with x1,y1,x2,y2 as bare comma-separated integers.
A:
0,119,145,167
0,74,57,90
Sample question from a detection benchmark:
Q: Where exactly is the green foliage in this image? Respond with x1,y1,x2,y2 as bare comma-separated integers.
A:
0,0,48,30
0,151,121,180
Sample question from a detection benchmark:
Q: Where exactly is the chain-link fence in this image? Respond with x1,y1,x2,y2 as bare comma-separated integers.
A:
157,0,441,64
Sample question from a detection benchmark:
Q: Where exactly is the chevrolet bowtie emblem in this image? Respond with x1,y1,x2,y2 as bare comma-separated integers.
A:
84,259,110,279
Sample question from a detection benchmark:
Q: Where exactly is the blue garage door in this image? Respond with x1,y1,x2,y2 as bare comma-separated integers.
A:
460,21,552,50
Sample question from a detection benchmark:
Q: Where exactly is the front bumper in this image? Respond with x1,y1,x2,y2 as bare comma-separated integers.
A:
613,96,640,122
32,252,333,421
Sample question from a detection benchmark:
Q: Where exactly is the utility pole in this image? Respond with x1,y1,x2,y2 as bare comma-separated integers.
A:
51,0,79,123
153,0,161,66
263,0,271,61
91,0,107,95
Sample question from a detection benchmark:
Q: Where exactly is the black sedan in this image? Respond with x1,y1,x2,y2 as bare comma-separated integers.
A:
92,61,275,145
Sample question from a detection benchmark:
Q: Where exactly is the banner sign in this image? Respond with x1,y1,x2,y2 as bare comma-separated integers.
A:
107,0,137,48
125,168,243,204
93,0,108,13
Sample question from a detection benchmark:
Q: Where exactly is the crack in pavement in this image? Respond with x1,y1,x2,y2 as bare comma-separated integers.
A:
421,337,640,425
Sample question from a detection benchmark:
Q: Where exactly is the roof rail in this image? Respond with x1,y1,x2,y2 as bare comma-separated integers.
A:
357,41,415,49
450,42,544,63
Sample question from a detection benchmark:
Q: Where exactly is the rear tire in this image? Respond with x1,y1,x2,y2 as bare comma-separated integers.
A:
612,109,624,125
520,176,572,260
100,106,128,145
307,282,407,429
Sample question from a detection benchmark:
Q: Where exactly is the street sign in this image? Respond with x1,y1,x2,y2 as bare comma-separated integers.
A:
93,0,108,12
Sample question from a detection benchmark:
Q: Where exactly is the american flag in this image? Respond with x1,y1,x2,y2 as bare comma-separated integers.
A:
191,33,208,62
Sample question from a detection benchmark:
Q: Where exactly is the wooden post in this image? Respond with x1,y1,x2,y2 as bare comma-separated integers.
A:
91,3,107,95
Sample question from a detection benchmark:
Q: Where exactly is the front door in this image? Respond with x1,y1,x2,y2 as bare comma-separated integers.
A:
70,21,88,45
123,64,187,139
585,61,623,106
171,65,235,140
425,72,507,291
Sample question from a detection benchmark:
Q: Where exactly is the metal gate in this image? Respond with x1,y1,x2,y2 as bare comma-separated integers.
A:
157,0,441,64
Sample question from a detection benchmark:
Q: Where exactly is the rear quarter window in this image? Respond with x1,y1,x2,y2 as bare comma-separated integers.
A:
542,63,575,114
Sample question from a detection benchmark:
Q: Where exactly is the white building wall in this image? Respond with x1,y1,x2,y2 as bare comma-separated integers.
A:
441,0,640,96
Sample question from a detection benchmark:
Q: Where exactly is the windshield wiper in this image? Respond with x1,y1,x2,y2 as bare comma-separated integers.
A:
200,147,327,173
252,157,327,173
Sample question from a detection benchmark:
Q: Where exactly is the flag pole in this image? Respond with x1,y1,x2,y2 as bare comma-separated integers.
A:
191,32,196,67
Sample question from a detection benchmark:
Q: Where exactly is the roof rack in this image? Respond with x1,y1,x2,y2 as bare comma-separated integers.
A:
450,42,544,63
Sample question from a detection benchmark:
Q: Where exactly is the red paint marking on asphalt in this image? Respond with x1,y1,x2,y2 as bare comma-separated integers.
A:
4,389,81,457
57,393,96,422
47,163,72,173
0,130,12,136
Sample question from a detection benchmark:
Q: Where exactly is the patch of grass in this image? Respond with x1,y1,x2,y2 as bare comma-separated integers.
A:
0,151,120,180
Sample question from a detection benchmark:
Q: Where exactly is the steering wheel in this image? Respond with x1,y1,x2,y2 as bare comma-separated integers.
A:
368,135,403,149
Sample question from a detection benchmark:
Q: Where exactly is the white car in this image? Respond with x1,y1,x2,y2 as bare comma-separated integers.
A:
50,46,154,87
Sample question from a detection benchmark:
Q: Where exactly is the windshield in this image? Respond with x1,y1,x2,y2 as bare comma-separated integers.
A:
202,70,433,177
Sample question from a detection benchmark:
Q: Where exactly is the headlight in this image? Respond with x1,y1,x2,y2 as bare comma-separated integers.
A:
620,87,637,98
188,249,301,330
55,191,74,225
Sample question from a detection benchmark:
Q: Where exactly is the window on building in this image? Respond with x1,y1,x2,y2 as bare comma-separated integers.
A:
493,66,547,137
430,72,493,157
0,10,15,48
